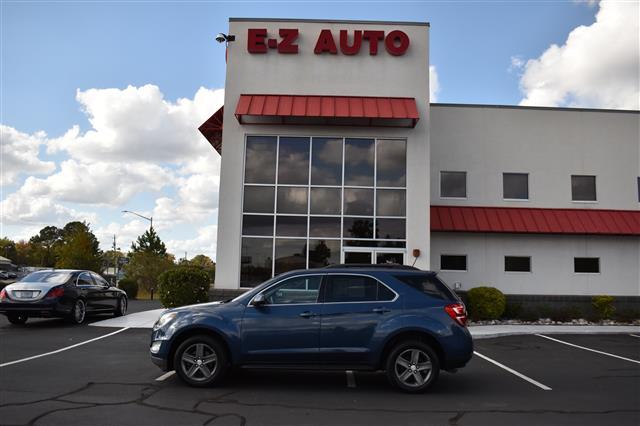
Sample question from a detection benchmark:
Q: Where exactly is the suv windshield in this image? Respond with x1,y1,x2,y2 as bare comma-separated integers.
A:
20,271,72,284
394,274,459,301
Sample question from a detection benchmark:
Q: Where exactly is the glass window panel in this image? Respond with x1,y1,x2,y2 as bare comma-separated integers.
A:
311,137,343,185
242,215,274,236
344,188,374,216
276,216,307,237
308,239,340,268
571,175,597,201
245,136,277,184
376,252,404,265
343,217,373,239
377,283,396,301
440,171,467,198
505,256,531,272
376,189,406,217
324,275,378,302
344,251,372,263
376,218,405,239
344,138,374,186
243,186,275,213
240,238,273,287
274,239,307,275
310,187,341,215
440,255,467,271
394,274,457,301
376,139,406,187
278,137,310,185
277,187,308,214
574,257,600,273
309,217,341,238
262,275,321,304
503,173,529,200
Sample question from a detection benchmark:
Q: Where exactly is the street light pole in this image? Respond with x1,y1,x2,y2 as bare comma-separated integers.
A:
121,210,153,230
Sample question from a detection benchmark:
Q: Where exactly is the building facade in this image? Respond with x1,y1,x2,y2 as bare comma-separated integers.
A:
199,18,640,297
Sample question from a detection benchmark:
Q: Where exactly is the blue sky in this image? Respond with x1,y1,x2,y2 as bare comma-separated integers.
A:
1,1,637,260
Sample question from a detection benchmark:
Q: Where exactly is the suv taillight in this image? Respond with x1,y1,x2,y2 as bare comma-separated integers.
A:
46,286,65,298
445,303,467,327
0,288,6,301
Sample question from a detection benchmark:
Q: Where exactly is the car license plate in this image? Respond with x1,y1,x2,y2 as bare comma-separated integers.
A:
14,291,37,299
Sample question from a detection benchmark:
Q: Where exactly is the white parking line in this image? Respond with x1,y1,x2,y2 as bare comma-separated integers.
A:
0,327,130,368
536,334,640,364
345,370,356,388
473,351,552,391
629,334,640,339
155,370,176,381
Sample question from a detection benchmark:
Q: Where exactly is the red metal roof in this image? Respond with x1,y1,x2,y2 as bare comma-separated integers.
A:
234,94,419,127
198,106,223,154
431,206,640,236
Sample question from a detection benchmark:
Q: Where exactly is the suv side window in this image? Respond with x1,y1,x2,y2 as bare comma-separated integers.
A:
394,274,457,301
261,275,322,305
324,275,395,303
76,272,94,287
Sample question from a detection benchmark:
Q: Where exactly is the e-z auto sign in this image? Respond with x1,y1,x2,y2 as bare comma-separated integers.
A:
247,28,410,56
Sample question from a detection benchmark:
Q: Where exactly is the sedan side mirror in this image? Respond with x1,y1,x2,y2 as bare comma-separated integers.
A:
251,293,267,307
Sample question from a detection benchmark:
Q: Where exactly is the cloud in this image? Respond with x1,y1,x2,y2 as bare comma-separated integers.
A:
0,191,96,226
429,65,440,102
165,225,218,260
519,0,639,109
508,55,525,73
1,125,56,186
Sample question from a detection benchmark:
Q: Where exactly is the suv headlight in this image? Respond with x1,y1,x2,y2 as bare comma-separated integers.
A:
153,312,177,330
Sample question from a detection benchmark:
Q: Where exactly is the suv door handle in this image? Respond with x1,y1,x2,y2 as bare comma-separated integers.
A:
299,311,316,318
372,307,391,314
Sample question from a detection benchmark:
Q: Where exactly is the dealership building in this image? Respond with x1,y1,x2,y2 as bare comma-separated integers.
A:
199,18,640,297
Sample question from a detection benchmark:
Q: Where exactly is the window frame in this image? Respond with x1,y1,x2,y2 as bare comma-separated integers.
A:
75,272,95,287
504,256,532,273
240,134,407,288
439,171,467,199
439,254,468,272
573,257,601,274
571,175,598,203
502,172,530,201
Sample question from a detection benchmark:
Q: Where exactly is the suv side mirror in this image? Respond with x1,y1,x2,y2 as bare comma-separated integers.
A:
251,293,267,307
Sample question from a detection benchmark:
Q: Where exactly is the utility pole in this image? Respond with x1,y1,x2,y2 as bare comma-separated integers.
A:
112,235,118,286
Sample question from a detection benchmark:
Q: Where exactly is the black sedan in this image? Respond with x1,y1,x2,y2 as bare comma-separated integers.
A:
0,269,128,325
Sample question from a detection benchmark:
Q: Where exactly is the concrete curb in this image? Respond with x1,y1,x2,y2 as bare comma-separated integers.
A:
470,325,640,339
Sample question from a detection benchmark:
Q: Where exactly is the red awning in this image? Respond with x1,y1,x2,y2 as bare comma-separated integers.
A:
431,206,640,236
198,106,224,154
234,94,419,128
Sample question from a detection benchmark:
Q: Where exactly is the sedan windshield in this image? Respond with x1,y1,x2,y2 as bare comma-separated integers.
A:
20,271,72,284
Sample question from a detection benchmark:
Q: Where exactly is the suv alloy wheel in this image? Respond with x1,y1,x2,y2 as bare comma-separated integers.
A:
173,335,227,387
386,340,440,393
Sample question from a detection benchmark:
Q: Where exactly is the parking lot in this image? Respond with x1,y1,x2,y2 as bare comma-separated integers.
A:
1,303,639,426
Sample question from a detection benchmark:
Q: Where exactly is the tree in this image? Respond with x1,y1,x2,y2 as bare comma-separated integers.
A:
124,251,174,296
0,238,17,262
15,241,34,266
131,227,167,256
55,222,103,272
29,226,63,267
187,254,216,283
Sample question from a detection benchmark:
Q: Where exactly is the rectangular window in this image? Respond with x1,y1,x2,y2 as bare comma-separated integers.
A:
343,188,374,216
277,137,310,185
309,217,341,238
243,186,274,213
440,171,467,198
376,189,405,216
574,257,600,273
344,138,374,186
637,177,639,202
376,139,406,187
310,187,341,215
440,255,467,271
242,215,273,236
308,240,341,268
274,239,307,275
505,256,531,272
571,175,597,201
311,137,343,186
276,187,308,214
503,173,529,200
245,136,277,184
240,238,273,287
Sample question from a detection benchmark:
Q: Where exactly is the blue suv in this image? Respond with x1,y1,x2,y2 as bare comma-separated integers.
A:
150,266,473,393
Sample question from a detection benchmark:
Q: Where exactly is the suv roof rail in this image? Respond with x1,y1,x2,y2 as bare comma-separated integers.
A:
323,264,421,271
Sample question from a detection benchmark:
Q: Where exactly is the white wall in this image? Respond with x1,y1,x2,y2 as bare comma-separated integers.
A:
430,105,640,210
216,19,430,288
431,232,640,296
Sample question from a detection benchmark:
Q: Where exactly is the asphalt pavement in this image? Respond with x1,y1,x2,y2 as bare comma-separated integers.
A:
0,303,639,426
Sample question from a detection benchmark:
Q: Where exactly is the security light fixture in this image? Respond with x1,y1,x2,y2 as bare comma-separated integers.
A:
215,33,235,43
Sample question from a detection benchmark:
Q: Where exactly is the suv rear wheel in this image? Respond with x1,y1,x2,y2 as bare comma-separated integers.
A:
386,340,440,393
173,335,227,387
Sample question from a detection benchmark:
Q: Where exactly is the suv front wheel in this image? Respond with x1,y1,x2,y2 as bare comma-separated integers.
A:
386,340,440,393
174,335,227,387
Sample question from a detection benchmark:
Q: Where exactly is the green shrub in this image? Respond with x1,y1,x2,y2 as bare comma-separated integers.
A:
592,295,615,320
157,267,210,308
613,309,640,323
502,301,522,319
117,278,138,299
467,286,506,320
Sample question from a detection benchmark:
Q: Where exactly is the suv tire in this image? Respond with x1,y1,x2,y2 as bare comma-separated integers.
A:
386,340,440,393
174,335,227,387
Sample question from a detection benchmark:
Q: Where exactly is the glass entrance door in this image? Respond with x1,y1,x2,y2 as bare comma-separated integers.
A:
342,249,405,265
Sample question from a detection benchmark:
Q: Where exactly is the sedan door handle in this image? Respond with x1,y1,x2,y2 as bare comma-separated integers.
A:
299,311,316,318
372,307,391,314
